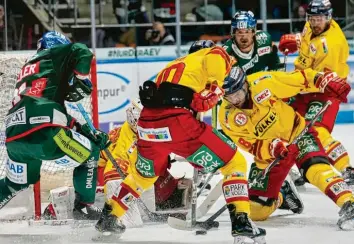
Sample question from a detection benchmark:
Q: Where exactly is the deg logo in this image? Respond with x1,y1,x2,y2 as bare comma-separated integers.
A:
97,71,131,115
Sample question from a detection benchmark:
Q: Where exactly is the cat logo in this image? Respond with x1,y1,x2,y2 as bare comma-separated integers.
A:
254,110,277,137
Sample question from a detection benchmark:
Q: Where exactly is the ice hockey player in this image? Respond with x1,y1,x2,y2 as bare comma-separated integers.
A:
99,99,194,221
223,10,284,74
279,0,354,186
0,31,110,220
219,65,354,228
95,40,266,243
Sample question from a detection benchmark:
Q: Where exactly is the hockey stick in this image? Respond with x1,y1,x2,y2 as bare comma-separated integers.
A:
283,48,289,71
76,103,177,222
249,100,332,188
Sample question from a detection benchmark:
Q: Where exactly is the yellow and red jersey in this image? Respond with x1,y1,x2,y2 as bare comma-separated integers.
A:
295,20,349,78
99,121,137,184
155,46,233,92
219,68,320,161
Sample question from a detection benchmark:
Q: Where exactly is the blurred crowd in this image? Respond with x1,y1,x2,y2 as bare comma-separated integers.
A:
0,0,348,50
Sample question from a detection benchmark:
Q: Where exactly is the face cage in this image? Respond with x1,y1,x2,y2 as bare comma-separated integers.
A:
126,107,139,132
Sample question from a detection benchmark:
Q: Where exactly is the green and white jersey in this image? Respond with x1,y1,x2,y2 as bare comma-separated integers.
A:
223,30,283,75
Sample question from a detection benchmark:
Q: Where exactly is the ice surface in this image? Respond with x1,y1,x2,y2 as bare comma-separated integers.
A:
0,124,354,244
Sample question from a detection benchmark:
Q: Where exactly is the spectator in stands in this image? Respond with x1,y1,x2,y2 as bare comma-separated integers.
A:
113,0,149,25
145,22,175,46
293,4,307,33
0,4,18,50
153,0,176,23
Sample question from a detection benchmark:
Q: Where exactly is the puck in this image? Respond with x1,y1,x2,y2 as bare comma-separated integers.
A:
195,230,207,235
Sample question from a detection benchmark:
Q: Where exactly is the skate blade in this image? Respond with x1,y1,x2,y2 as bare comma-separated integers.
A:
338,218,354,231
233,235,266,244
91,231,123,243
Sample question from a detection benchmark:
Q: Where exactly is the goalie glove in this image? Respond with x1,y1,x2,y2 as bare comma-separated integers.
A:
279,34,299,54
190,84,224,112
314,72,351,103
269,138,289,158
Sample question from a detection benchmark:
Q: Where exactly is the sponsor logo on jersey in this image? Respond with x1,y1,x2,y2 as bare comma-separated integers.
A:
242,55,259,72
310,43,317,54
17,62,40,81
253,110,277,137
137,126,172,142
257,46,271,56
328,144,347,162
301,26,308,37
234,112,248,126
86,157,95,189
26,78,47,97
254,89,271,103
29,116,50,124
223,182,248,200
321,37,328,54
71,130,92,150
330,181,349,196
54,155,80,167
5,107,26,128
6,159,27,184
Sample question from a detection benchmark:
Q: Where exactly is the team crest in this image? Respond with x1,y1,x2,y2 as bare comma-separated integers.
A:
234,112,248,126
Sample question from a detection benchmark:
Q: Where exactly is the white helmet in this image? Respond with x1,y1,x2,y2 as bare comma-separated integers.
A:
126,99,143,132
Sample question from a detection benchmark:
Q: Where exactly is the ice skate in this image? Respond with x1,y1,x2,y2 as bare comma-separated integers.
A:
73,193,102,220
93,203,126,241
289,167,306,190
337,200,354,230
342,167,354,188
279,178,304,214
228,204,266,244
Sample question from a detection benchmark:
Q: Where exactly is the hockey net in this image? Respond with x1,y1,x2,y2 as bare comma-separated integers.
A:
0,52,99,220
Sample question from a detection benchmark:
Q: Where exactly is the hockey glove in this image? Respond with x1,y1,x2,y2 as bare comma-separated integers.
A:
315,72,351,103
269,138,289,159
279,34,298,54
79,123,111,150
190,84,224,112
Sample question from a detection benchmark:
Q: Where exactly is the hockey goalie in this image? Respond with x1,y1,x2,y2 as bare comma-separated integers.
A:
43,99,194,225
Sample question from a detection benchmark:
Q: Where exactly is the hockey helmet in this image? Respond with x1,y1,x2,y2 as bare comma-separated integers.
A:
126,99,143,132
231,11,257,35
37,31,71,52
306,0,333,21
222,66,246,96
188,40,216,54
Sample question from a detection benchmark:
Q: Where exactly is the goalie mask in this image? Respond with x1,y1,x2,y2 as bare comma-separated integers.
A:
126,99,143,133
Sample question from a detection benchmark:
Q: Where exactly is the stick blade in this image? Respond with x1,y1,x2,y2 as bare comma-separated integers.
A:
167,216,193,231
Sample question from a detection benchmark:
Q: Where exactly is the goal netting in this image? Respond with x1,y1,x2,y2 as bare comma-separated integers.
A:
0,52,99,220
